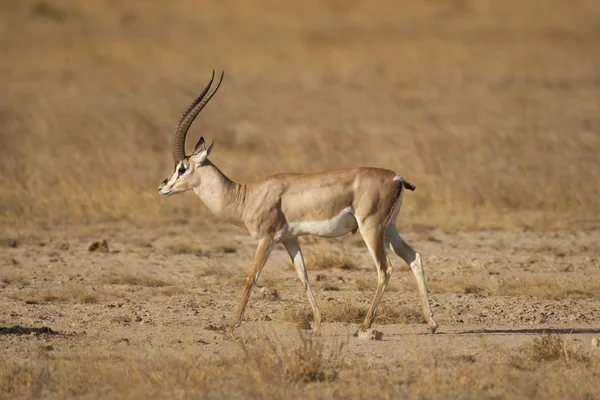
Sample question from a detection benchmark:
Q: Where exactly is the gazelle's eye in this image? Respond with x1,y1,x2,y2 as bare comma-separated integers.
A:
178,166,186,175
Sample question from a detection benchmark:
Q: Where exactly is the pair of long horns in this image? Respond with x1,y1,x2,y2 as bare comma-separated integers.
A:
172,70,225,163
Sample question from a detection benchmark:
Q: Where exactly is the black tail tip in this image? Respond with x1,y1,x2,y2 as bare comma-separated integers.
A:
404,181,416,191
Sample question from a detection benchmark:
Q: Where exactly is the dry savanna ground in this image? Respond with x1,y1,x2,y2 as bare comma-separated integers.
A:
1,0,600,399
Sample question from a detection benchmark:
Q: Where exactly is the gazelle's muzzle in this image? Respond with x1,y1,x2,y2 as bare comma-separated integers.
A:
158,178,174,196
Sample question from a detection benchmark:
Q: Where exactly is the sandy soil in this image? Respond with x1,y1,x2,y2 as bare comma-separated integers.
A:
2,224,599,369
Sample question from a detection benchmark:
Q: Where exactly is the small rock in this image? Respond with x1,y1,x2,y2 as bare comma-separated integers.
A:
357,329,383,341
204,324,220,331
259,287,279,301
88,240,109,253
592,338,599,348
297,320,312,330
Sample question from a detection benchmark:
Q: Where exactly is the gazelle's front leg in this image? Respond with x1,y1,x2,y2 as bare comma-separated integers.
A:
227,237,274,333
282,238,322,335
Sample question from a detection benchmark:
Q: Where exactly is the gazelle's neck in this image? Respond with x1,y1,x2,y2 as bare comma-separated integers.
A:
192,161,246,226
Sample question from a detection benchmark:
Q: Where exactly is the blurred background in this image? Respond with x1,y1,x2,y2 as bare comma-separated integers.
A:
1,0,598,228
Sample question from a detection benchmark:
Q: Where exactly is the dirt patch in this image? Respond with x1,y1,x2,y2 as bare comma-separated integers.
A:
1,225,600,398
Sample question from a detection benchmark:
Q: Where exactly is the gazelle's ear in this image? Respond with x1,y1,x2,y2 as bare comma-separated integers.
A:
192,137,205,155
190,140,214,165
205,140,214,157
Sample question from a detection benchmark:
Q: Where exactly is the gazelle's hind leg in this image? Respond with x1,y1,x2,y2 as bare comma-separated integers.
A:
385,225,438,333
356,223,394,333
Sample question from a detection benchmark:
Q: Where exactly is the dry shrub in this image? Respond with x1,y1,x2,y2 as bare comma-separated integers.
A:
240,332,346,385
526,334,587,364
104,273,170,288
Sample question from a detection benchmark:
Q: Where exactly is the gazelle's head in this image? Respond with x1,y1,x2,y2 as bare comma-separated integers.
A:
158,71,223,197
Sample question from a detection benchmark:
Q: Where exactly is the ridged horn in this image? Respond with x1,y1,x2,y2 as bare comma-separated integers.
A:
172,70,224,163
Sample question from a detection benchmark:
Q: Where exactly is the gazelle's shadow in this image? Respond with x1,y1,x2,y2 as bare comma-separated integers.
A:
457,328,600,335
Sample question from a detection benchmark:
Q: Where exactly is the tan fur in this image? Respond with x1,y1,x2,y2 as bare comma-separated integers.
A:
159,157,437,336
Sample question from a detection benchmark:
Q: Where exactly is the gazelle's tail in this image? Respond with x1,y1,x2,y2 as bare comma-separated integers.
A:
394,175,416,191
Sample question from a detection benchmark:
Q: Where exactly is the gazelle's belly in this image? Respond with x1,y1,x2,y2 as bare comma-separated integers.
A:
275,207,358,242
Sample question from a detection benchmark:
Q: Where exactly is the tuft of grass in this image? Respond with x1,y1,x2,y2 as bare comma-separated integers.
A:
526,334,587,363
464,285,485,295
104,273,171,288
165,243,206,257
377,304,426,324
12,285,102,304
306,248,360,271
322,302,366,324
284,307,313,330
240,332,346,385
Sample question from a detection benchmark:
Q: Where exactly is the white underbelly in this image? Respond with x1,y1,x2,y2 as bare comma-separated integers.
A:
275,207,358,242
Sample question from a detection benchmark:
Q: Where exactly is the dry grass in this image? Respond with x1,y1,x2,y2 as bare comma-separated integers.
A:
285,307,314,329
239,331,346,385
0,332,347,399
431,274,600,299
104,272,171,288
1,332,599,399
306,247,360,271
0,274,31,287
525,334,587,363
1,0,599,229
10,285,104,304
284,300,425,325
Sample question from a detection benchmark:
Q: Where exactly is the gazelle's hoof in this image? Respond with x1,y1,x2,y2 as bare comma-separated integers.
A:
224,325,237,339
429,320,438,334
354,323,369,335
354,329,383,341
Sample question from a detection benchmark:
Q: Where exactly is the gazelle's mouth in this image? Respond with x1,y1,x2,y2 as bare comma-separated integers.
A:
158,187,173,197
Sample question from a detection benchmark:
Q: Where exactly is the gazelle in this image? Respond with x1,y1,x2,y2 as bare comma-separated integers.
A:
158,71,438,335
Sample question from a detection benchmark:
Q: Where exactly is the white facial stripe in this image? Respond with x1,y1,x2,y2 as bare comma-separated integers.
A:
166,162,183,186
